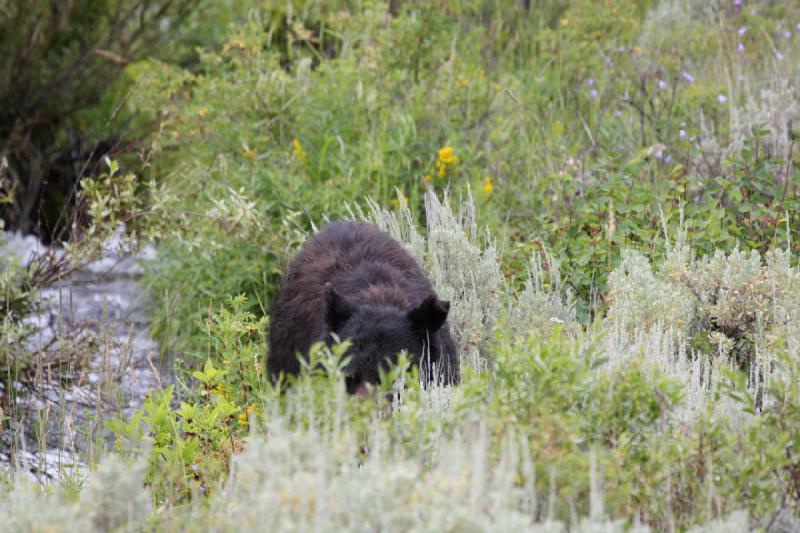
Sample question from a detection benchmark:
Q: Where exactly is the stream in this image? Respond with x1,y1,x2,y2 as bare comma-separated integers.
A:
1,232,170,482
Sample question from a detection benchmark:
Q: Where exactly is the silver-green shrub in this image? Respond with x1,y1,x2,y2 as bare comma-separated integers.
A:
505,249,579,341
606,249,695,342
213,419,616,532
606,238,800,403
81,454,150,533
0,480,91,533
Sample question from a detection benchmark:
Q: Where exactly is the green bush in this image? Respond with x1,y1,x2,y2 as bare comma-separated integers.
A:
0,0,243,240
92,298,800,529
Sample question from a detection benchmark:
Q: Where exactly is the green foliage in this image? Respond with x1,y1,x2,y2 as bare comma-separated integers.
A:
0,243,37,324
0,247,38,434
4,1,800,531
128,0,800,350
0,0,212,239
528,130,800,320
107,295,269,504
94,299,800,529
720,345,800,517
3,246,800,529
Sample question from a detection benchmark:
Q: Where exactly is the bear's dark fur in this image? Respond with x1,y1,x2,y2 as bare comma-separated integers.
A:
267,221,459,393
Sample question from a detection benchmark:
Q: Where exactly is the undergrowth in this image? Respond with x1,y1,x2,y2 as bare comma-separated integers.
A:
2,1,800,531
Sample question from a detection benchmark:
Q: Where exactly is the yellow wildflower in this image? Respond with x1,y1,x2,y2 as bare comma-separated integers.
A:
438,146,457,165
292,138,308,164
425,146,461,180
482,177,494,195
197,107,210,118
434,146,459,178
238,403,258,427
243,149,256,160
560,18,569,26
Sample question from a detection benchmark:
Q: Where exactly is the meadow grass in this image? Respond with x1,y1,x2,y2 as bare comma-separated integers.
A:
2,0,800,531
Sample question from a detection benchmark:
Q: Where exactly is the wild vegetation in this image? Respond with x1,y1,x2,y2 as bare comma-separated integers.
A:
2,0,800,530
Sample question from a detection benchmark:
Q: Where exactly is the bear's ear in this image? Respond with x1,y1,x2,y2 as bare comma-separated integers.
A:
325,283,357,332
408,294,450,333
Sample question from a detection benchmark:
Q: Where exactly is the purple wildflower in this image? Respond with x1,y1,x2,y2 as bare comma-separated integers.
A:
614,110,622,118
785,31,792,39
200,486,206,495
590,89,599,99
776,50,784,61
679,129,688,140
738,26,747,36
681,71,695,84
658,79,668,90
655,149,664,159
737,43,745,53
664,154,673,164
191,464,199,472
718,94,727,104
587,78,595,87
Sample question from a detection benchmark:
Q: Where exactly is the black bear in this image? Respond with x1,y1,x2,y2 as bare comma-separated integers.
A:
267,221,459,394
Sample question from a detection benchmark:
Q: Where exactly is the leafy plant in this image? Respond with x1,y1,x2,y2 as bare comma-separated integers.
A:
0,0,203,240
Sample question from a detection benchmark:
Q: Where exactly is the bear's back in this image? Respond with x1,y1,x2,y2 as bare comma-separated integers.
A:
294,221,431,300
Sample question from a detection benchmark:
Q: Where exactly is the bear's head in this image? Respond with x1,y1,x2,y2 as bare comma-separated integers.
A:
323,283,450,395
